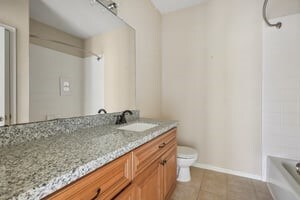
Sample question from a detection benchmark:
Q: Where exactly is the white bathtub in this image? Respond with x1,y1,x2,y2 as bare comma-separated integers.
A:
267,156,300,200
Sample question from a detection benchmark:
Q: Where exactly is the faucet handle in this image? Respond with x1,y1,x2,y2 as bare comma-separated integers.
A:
296,162,300,175
114,115,122,125
98,109,107,114
115,110,133,125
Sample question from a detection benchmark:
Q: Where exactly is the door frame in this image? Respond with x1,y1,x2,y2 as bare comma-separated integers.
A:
0,22,16,125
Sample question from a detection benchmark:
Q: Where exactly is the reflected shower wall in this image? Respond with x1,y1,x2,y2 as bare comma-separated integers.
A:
83,56,104,116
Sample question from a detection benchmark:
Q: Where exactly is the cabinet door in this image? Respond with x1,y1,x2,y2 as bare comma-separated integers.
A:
114,184,136,200
134,159,163,200
162,146,177,200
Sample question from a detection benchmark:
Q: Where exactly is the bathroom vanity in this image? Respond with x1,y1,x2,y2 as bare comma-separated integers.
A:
0,116,177,200
47,128,176,200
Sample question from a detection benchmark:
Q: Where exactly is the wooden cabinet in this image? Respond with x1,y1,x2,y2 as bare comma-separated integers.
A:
45,128,177,200
132,128,177,200
46,153,132,200
162,146,177,200
133,159,164,200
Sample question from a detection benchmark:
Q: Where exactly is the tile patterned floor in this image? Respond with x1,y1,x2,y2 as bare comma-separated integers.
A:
171,167,273,200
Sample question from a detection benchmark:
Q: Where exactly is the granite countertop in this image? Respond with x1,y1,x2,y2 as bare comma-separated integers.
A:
0,118,177,200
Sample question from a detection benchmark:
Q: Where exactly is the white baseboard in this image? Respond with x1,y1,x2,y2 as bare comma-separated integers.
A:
193,162,262,181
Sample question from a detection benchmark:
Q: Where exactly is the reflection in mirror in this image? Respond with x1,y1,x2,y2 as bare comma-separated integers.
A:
0,23,16,126
29,0,136,123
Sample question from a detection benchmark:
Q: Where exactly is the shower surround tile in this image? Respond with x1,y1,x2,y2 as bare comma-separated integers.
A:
263,14,300,178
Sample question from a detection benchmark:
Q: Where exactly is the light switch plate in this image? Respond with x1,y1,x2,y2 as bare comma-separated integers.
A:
60,77,72,96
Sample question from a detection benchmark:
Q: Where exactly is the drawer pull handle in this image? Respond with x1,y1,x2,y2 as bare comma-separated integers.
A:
159,143,166,148
91,188,101,200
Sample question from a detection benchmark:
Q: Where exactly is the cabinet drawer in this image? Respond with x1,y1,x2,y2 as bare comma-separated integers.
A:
132,128,176,178
46,153,132,200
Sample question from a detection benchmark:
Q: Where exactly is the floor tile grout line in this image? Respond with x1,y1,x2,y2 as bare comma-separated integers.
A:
252,180,259,200
252,179,274,200
226,174,229,200
195,169,205,200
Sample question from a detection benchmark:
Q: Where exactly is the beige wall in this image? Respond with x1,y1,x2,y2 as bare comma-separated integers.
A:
0,0,29,123
162,0,263,176
116,0,162,118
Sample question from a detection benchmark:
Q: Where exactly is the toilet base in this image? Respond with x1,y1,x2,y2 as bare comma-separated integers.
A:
177,166,191,182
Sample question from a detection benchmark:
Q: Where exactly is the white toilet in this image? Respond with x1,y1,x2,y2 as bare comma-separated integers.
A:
176,146,198,182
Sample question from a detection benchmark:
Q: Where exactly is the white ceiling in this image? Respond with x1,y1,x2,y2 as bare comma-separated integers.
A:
30,0,126,39
150,0,207,14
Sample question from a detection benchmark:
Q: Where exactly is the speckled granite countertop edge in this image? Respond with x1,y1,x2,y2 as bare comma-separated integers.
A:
16,122,178,200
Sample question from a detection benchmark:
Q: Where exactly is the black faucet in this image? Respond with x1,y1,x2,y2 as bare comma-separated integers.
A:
98,109,107,114
115,110,133,125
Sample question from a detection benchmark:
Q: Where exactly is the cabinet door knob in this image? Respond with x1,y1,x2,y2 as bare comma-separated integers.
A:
160,159,167,166
91,188,101,200
159,142,166,149
0,116,4,122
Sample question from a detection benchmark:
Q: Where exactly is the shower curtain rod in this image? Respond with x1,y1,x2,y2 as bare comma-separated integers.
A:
263,0,282,29
30,34,102,61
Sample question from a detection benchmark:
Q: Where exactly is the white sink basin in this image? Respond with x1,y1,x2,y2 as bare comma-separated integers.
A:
118,122,158,132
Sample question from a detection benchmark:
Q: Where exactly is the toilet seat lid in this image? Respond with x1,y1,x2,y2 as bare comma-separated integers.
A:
177,146,198,159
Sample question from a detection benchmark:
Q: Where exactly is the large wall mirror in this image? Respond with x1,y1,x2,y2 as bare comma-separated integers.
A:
28,0,136,123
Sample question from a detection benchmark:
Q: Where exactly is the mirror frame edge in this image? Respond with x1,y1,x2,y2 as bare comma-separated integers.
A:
0,22,17,126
